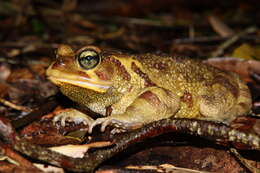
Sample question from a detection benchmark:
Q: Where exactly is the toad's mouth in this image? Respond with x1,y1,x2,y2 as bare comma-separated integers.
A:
46,68,112,93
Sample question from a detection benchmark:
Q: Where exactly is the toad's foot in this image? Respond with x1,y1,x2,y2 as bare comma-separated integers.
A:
53,108,94,127
88,117,142,134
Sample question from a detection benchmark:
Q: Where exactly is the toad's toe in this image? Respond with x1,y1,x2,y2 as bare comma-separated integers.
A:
53,113,69,126
52,109,94,127
88,118,109,133
89,118,130,134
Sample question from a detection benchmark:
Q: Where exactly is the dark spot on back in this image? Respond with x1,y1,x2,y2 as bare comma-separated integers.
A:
139,91,162,107
131,62,156,87
105,57,131,81
180,91,193,108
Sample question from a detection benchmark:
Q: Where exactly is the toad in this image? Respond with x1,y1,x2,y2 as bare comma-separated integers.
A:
46,45,252,134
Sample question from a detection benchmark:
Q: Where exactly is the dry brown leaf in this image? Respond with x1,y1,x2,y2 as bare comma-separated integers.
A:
204,57,260,83
33,163,64,173
231,43,260,60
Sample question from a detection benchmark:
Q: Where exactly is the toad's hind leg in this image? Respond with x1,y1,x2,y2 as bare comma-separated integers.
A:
199,73,252,122
89,87,180,133
234,75,252,116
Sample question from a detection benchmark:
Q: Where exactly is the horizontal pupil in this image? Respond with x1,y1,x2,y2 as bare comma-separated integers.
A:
81,58,95,64
85,55,95,60
79,53,99,69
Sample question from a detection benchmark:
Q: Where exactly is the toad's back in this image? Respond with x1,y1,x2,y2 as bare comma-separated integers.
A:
136,53,251,121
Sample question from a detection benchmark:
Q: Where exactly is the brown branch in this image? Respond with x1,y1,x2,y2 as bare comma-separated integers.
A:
0,116,259,172
172,35,260,45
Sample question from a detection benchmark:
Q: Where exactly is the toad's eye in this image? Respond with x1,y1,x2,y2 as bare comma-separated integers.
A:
77,49,100,70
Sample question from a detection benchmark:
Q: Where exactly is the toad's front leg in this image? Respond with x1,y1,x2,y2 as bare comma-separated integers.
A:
89,87,180,134
53,108,94,127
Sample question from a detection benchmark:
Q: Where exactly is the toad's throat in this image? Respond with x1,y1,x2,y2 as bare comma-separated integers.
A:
47,70,112,93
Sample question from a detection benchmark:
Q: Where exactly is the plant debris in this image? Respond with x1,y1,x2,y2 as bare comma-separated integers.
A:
0,1,259,172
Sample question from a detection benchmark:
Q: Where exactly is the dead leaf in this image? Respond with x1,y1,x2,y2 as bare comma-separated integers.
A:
33,163,64,173
231,43,260,60
204,57,260,83
20,121,83,146
49,141,113,158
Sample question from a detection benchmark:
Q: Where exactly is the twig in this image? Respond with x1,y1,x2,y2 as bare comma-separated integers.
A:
0,98,31,112
90,15,168,27
173,35,260,44
208,15,234,37
230,148,260,173
0,142,42,171
211,26,257,57
0,42,58,49
251,73,260,83
126,163,211,173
